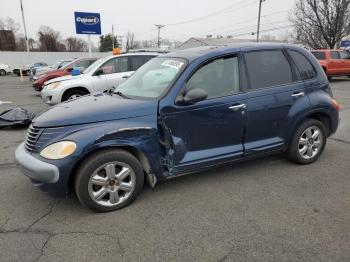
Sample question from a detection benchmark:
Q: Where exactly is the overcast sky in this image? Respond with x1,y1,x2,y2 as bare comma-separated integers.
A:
1,0,296,45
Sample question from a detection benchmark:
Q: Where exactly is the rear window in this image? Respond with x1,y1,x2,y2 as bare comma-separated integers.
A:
244,50,293,90
311,51,326,60
289,50,316,80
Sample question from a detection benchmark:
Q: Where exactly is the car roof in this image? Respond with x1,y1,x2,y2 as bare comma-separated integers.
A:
162,42,300,62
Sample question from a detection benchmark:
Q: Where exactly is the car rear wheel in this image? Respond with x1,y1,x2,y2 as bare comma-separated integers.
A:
74,149,144,212
62,89,88,102
0,69,6,76
287,119,327,164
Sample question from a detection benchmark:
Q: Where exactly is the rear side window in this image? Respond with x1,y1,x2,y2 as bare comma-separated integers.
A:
330,51,340,59
289,50,316,80
339,51,350,59
244,50,293,90
130,56,155,71
311,51,326,60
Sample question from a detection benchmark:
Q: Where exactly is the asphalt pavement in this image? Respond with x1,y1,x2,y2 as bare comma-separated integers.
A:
0,75,349,262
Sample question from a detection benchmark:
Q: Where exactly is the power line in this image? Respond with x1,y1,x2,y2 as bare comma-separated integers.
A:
179,8,290,37
166,0,256,26
231,24,293,38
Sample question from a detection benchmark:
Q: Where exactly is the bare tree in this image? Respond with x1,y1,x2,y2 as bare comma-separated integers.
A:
125,31,136,52
0,17,20,33
38,26,65,51
65,37,87,52
291,0,350,49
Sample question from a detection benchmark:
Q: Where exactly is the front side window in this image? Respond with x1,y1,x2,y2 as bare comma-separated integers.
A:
96,57,128,75
185,56,240,99
98,59,115,75
311,51,326,60
289,50,316,80
116,57,186,98
330,51,340,59
245,50,293,90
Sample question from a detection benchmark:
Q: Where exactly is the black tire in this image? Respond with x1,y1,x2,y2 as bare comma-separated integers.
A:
62,89,88,102
287,119,327,165
74,149,144,212
0,69,6,76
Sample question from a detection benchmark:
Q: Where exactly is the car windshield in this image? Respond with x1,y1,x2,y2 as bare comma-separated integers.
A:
115,57,187,99
83,57,105,74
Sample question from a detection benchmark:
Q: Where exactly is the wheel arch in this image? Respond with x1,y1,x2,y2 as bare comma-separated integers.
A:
62,86,90,102
286,110,333,149
67,145,157,193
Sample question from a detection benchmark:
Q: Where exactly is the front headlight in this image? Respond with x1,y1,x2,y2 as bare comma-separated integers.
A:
40,141,77,160
46,81,61,90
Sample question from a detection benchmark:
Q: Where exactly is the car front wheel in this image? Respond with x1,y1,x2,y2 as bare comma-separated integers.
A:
74,149,144,212
287,119,327,164
62,89,88,102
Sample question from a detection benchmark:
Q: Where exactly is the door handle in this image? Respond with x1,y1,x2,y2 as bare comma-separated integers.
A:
229,104,246,110
291,92,305,98
122,75,129,79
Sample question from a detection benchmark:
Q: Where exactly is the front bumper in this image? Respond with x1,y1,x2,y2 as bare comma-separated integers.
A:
41,88,62,105
15,143,59,183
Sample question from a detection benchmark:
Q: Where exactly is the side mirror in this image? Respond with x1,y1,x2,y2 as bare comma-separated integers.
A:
95,68,104,76
66,67,73,72
178,88,208,105
103,86,116,95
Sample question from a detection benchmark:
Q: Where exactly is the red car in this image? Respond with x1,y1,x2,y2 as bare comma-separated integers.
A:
32,57,97,91
311,49,350,79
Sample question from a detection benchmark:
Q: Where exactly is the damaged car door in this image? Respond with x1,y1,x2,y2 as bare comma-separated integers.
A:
159,55,246,174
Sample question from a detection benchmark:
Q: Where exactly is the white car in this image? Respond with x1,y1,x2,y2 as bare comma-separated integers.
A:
41,53,158,104
0,63,11,76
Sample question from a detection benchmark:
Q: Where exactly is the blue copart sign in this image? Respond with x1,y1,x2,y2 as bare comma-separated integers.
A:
74,12,101,35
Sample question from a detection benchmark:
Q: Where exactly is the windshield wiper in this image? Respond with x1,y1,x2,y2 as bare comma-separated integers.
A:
114,91,130,99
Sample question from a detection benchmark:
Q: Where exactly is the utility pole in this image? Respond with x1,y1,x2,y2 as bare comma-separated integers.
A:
154,24,165,48
112,24,115,49
256,0,265,42
20,0,29,52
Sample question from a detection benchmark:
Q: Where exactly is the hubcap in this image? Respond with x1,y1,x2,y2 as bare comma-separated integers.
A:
298,125,323,160
68,94,81,100
88,162,136,207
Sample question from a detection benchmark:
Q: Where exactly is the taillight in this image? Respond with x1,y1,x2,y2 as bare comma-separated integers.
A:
332,99,340,112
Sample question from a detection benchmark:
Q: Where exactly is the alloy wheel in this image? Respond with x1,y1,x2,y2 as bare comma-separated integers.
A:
298,125,323,160
88,161,136,207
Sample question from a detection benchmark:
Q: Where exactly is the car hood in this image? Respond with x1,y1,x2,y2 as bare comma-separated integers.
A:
33,93,158,127
45,74,84,85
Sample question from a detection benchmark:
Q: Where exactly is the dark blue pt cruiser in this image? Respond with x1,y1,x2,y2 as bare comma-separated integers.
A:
15,44,340,212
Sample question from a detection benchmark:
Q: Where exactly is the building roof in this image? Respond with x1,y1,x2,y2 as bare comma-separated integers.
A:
176,37,286,50
162,42,290,62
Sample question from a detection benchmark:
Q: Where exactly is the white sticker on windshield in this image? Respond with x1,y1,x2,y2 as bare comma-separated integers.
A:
161,60,184,70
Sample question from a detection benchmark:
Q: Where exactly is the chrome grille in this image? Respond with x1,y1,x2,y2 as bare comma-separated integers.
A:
24,125,43,152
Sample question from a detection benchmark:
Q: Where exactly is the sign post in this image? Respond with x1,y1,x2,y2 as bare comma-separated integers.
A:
74,11,101,57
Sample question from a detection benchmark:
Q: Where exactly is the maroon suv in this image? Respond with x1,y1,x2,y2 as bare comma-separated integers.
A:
32,57,97,91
